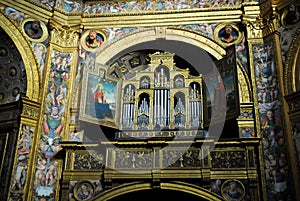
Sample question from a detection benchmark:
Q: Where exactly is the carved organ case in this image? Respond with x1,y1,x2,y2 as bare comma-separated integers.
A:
120,52,204,131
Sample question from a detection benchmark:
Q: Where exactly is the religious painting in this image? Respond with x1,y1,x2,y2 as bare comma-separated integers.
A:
205,44,239,125
281,4,300,28
0,133,8,174
221,180,245,201
80,65,119,128
74,181,94,201
214,23,243,46
80,29,107,51
21,18,48,42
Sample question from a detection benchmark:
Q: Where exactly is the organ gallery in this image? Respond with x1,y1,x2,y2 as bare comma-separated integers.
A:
0,0,300,201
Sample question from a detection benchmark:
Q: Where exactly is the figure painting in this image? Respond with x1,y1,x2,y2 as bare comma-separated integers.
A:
281,4,300,28
205,44,239,124
22,18,48,42
81,29,106,51
74,181,94,201
221,180,245,201
80,67,118,128
214,23,242,46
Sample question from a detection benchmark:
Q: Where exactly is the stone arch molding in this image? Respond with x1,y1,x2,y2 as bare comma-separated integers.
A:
96,27,226,65
91,181,225,201
0,12,40,102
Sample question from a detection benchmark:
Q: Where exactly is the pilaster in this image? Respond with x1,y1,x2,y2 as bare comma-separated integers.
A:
242,1,297,200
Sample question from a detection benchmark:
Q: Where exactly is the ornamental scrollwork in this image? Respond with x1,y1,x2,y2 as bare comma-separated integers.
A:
74,152,104,170
211,151,246,168
50,26,81,48
22,105,39,119
114,150,153,169
162,150,201,168
242,10,280,39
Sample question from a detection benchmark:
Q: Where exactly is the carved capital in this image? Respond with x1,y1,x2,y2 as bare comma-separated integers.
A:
242,9,280,39
50,26,81,48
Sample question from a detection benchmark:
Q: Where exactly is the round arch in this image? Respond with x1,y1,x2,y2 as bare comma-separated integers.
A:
0,12,40,101
91,181,225,201
237,61,252,103
284,26,300,95
95,27,252,104
96,27,226,65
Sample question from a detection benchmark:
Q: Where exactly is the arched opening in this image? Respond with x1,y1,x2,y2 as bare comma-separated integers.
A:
79,28,252,141
91,182,225,201
109,189,208,201
0,12,40,102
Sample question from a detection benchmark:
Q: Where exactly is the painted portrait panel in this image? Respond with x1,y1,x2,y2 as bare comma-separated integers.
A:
22,18,48,42
74,181,94,201
214,23,243,47
221,180,245,201
80,66,119,128
205,45,239,125
80,30,107,52
281,4,300,28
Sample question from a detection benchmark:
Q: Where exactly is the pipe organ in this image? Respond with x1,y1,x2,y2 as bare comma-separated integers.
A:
120,52,204,131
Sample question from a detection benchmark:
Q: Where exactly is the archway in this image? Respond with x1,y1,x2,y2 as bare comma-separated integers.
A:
91,182,225,201
0,12,40,102
95,27,251,103
96,27,226,66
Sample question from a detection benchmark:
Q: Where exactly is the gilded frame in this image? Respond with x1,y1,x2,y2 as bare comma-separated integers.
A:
80,29,108,52
214,23,243,47
21,18,48,42
79,64,120,129
280,3,300,29
0,133,8,175
221,179,245,201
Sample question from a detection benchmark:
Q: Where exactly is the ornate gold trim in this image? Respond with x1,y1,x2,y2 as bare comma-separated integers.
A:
21,18,48,42
213,23,244,47
80,29,108,52
284,27,300,95
96,27,226,65
280,3,300,29
237,61,252,103
0,11,41,102
91,181,225,201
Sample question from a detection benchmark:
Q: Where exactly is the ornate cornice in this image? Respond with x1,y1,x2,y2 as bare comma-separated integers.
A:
242,7,280,39
49,24,82,48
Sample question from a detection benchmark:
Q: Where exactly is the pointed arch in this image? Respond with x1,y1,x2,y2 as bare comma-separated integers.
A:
91,181,225,201
0,12,40,102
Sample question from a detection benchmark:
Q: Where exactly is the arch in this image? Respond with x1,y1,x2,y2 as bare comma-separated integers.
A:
0,12,40,101
284,27,300,95
237,61,252,103
91,181,225,201
96,27,226,65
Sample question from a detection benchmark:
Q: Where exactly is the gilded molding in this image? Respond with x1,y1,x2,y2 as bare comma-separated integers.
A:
237,61,252,103
50,25,81,48
22,105,40,120
242,9,280,39
0,11,41,102
284,27,300,95
96,27,225,65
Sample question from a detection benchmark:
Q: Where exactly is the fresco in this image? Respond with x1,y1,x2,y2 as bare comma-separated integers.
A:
32,51,72,200
253,42,290,201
